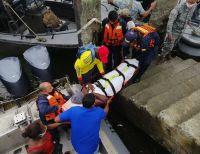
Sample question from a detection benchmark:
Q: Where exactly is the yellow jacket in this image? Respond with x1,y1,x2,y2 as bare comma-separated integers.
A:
74,50,104,80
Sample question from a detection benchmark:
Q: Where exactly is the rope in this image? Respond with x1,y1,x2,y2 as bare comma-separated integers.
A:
101,3,108,12
1,3,101,43
3,1,46,42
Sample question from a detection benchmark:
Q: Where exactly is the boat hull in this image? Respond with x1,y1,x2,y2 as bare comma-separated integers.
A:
1,73,30,98
0,57,30,98
29,65,52,82
0,128,27,154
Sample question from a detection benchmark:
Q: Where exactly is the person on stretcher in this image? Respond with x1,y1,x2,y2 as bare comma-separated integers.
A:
62,59,139,110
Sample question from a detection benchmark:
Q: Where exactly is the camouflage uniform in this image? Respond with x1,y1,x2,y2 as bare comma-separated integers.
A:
160,2,197,57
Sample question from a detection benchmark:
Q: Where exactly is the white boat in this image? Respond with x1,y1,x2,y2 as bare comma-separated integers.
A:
0,79,130,154
0,1,131,153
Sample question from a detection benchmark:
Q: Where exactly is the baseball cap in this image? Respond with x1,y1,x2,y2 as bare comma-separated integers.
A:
127,21,135,30
122,30,137,47
98,45,109,64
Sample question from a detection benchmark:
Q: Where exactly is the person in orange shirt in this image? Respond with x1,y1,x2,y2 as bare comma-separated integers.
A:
102,10,127,72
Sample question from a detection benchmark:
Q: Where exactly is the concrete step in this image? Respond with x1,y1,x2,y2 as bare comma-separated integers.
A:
142,56,183,80
158,88,200,127
144,74,200,117
132,61,200,106
116,58,200,154
178,112,200,146
129,59,197,95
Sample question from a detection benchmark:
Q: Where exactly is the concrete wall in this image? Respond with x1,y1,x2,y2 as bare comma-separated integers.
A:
112,58,200,154
74,0,101,45
73,0,180,44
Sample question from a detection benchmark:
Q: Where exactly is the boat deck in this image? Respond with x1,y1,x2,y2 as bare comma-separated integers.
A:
0,87,129,154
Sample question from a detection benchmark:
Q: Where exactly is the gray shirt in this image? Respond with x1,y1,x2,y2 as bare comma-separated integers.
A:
113,0,145,21
167,2,197,34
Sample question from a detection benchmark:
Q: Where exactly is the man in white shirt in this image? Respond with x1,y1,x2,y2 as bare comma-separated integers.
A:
107,0,157,21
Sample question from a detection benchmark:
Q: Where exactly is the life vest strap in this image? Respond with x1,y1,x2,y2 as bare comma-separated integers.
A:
134,24,156,37
124,61,138,69
95,81,108,97
101,78,116,95
115,68,125,83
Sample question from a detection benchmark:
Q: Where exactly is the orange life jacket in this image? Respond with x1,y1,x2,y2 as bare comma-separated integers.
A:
131,24,156,49
52,90,66,106
104,22,124,46
37,91,66,121
134,24,156,37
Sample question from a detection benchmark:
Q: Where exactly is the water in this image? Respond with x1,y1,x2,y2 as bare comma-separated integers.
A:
108,106,170,154
48,47,77,82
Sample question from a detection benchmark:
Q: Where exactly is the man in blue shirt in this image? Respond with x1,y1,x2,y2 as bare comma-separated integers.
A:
55,93,112,154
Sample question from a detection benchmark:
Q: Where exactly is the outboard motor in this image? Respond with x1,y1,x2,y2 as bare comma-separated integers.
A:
23,45,52,82
0,57,30,98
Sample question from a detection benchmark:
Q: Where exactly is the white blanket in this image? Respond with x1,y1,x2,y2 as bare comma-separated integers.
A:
92,59,139,96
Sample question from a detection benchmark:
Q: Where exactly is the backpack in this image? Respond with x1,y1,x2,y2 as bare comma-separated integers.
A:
76,42,96,62
43,9,61,28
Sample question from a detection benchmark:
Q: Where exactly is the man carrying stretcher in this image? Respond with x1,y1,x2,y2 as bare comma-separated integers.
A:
62,58,139,110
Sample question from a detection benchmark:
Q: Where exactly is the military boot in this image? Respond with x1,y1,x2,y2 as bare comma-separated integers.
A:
165,54,172,61
155,55,164,65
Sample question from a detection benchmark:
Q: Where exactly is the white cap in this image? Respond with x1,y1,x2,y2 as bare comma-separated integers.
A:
127,21,135,30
